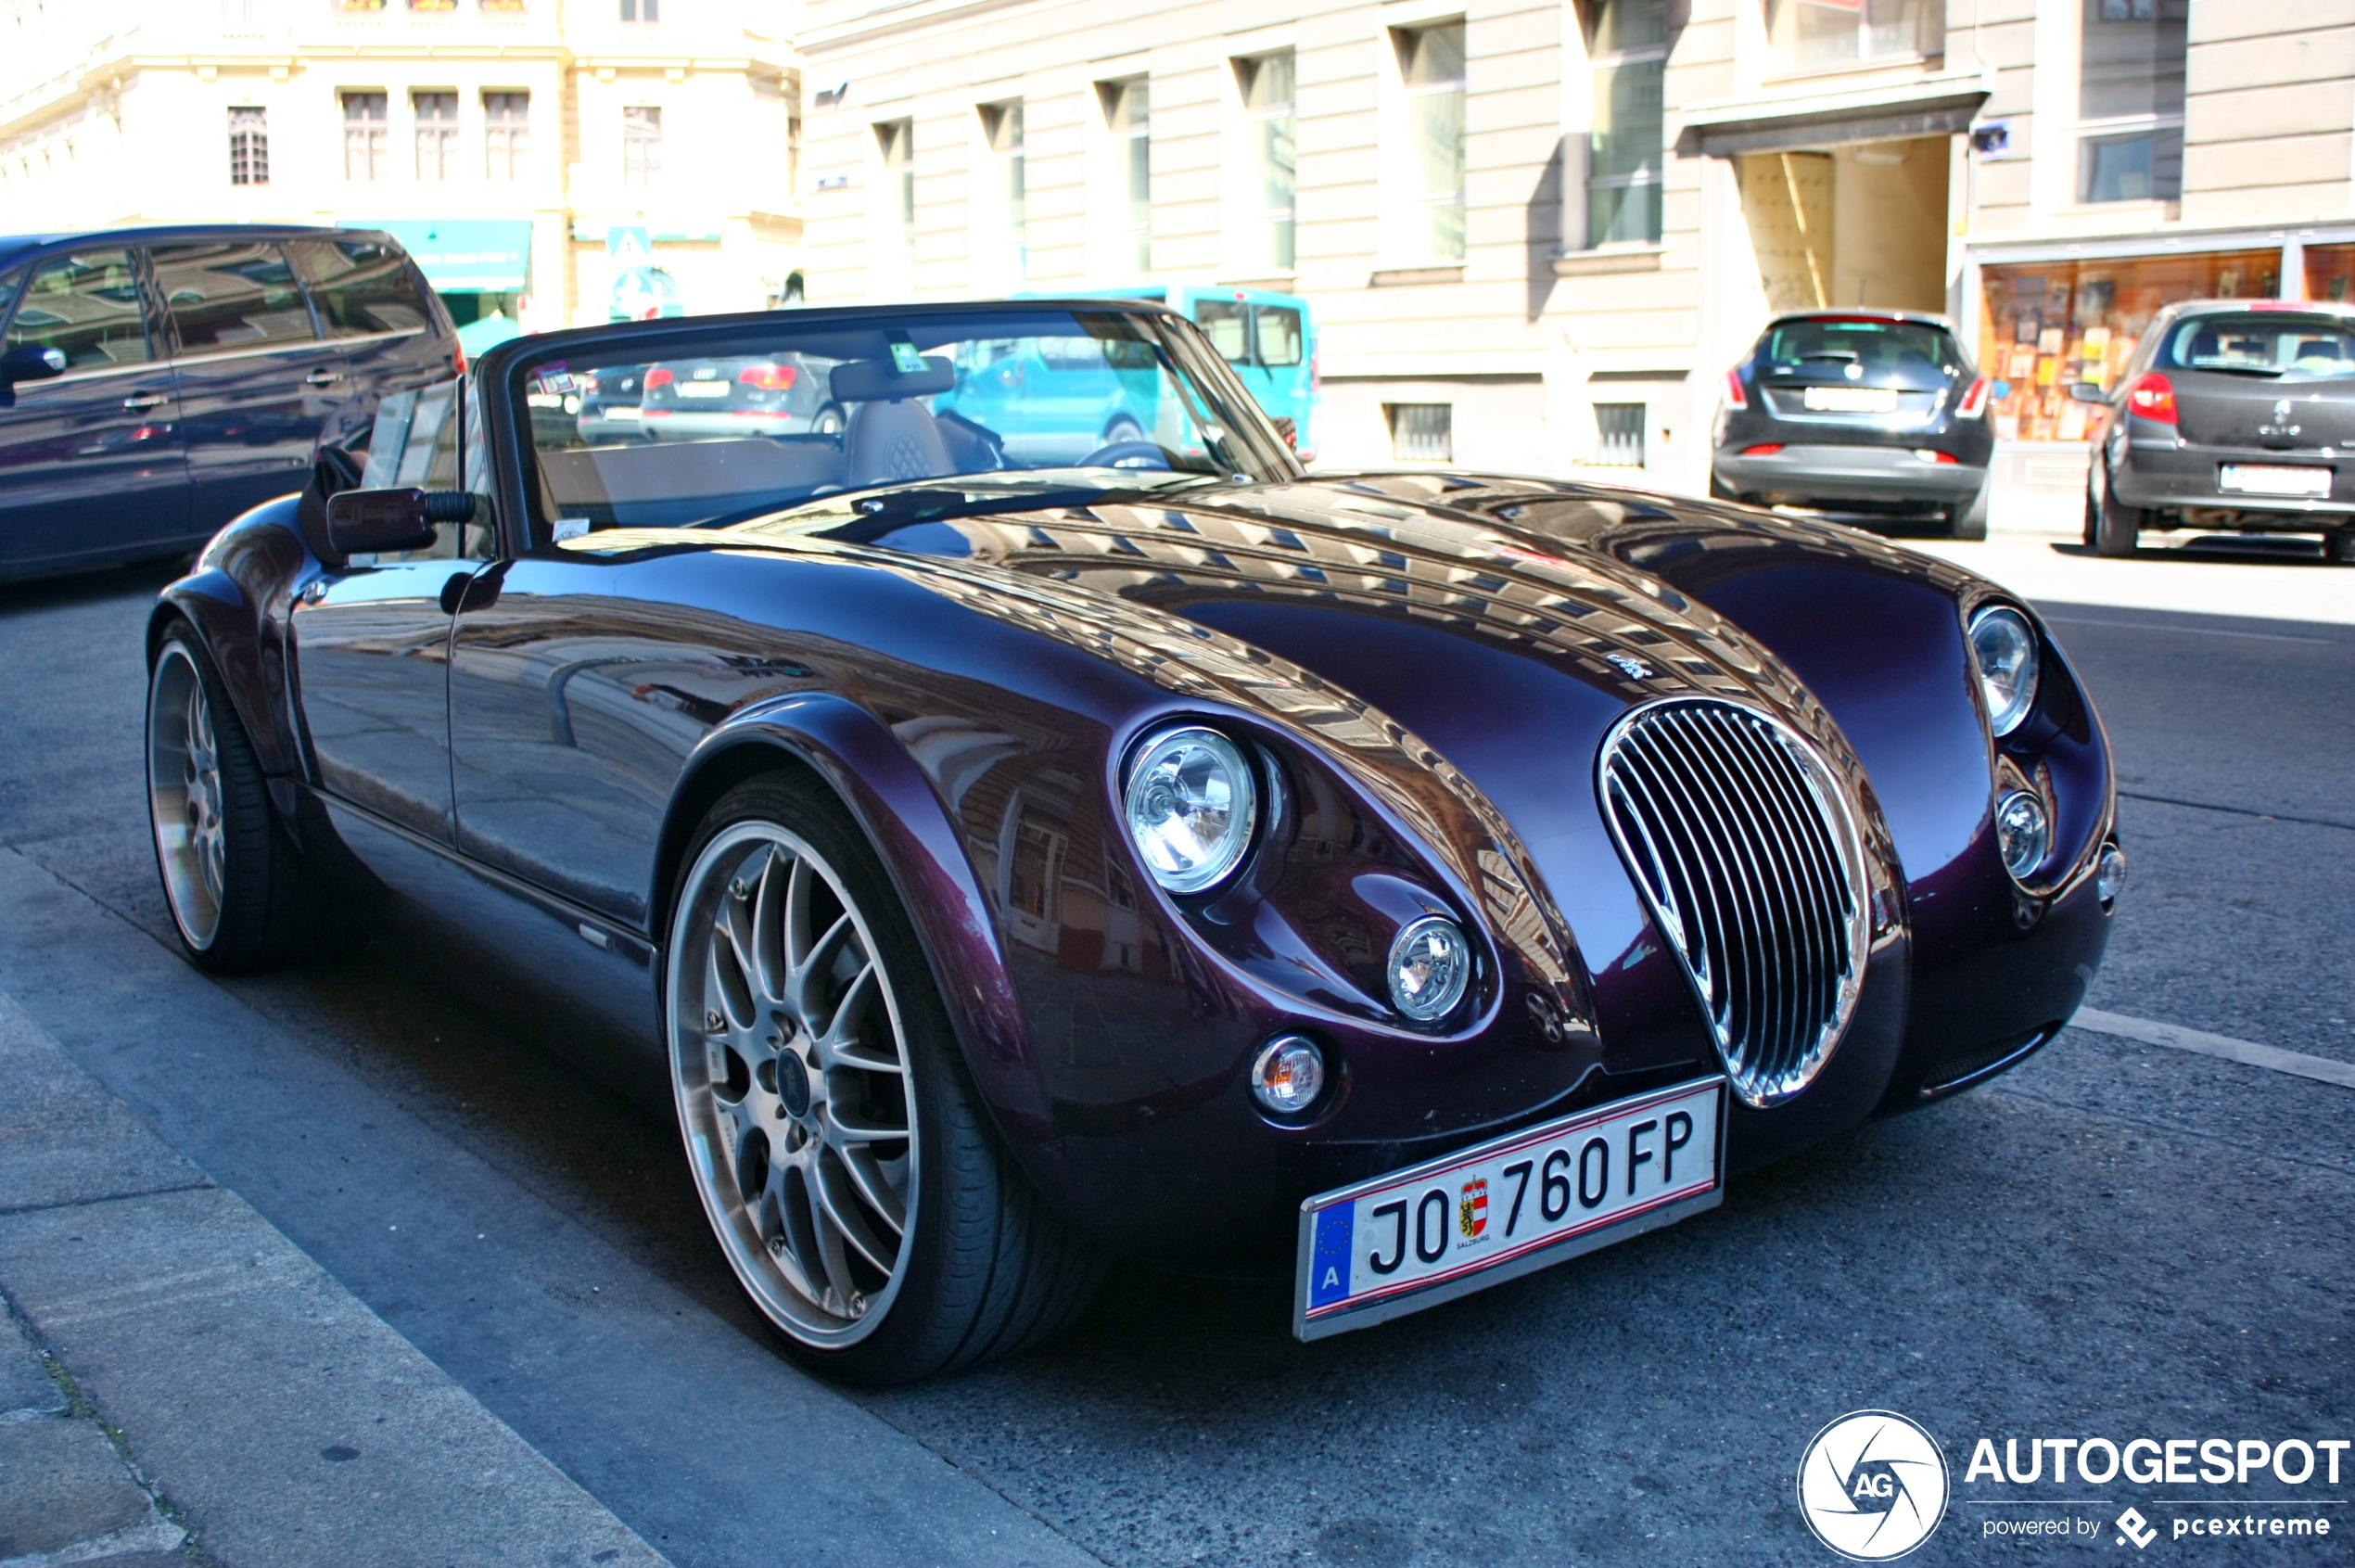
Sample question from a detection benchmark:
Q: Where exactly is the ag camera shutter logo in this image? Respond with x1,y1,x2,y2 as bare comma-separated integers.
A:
1797,1410,1951,1561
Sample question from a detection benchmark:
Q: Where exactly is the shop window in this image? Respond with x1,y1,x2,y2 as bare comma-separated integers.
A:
1395,23,1466,261
1236,51,1297,274
875,118,916,256
414,91,458,182
1594,402,1646,465
341,92,387,182
1977,250,2280,441
1764,0,1942,75
1101,79,1152,277
623,106,661,186
980,101,1026,287
1388,402,1453,462
2078,0,2186,203
1586,0,1665,247
228,107,268,187
2304,244,2355,304
484,92,528,181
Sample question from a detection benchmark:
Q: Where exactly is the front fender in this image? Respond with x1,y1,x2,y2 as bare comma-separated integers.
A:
656,692,1055,1154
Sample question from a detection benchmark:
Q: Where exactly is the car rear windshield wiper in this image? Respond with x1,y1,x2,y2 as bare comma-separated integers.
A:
2186,362,2285,377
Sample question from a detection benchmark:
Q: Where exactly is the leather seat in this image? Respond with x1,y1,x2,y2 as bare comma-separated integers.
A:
845,396,953,487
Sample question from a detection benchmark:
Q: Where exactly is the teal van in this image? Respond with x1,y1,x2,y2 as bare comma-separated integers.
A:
1037,286,1318,460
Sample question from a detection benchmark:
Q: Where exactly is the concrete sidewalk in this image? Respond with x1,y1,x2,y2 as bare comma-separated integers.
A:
0,989,668,1568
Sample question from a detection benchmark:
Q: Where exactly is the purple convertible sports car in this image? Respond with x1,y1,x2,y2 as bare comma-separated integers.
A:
144,300,2123,1383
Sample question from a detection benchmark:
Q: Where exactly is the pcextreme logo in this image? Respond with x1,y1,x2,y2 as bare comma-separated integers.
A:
1797,1410,1952,1562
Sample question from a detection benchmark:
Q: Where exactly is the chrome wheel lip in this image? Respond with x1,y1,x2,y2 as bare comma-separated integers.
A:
665,820,920,1350
147,644,224,950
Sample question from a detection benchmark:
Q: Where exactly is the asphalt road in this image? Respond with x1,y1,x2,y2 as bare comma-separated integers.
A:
0,548,2347,1567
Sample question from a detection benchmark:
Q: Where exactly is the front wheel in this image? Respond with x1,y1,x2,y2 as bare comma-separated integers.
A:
665,773,1102,1384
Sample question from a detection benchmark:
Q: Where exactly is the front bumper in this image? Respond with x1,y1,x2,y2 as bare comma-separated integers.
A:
2112,440,2355,525
1714,444,1986,507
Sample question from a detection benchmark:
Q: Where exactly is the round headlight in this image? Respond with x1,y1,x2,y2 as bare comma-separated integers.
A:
1123,725,1257,894
1250,1036,1326,1115
1994,789,2050,882
1968,606,2041,738
1387,915,1472,1023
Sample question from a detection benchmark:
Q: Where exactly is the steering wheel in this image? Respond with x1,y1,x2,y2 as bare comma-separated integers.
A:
1077,440,1169,469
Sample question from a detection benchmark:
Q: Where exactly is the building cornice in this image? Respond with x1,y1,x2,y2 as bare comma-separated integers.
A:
1674,66,1994,159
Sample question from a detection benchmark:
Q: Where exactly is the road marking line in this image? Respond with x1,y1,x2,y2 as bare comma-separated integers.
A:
2070,1008,2355,1090
2038,614,2338,645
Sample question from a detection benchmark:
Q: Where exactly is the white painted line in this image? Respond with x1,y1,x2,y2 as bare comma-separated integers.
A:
2038,614,2337,645
2070,1008,2355,1090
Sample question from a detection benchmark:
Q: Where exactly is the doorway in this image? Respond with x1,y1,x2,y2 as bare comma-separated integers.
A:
1740,135,1950,312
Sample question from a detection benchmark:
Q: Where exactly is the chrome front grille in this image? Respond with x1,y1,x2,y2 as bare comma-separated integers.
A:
1598,699,1869,1109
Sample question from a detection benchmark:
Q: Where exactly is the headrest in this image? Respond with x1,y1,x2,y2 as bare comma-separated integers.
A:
832,355,954,402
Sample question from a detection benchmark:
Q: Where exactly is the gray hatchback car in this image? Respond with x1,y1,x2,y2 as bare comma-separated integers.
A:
2077,299,2355,562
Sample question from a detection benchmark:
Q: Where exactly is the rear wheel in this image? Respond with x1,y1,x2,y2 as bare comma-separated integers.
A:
810,403,846,440
2092,478,2142,557
1948,480,1990,541
2329,528,2355,565
665,773,1102,1384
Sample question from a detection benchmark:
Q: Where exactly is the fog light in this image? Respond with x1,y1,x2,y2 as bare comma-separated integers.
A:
1250,1036,1325,1115
1995,790,2050,882
2097,844,2128,909
1388,916,1471,1023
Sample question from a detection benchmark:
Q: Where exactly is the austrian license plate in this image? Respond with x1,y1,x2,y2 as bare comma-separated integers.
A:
676,380,732,399
1294,1077,1725,1340
600,404,641,419
1802,386,1900,414
2219,463,2331,497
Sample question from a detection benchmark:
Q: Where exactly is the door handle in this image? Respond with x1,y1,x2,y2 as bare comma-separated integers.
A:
121,392,167,413
304,368,345,387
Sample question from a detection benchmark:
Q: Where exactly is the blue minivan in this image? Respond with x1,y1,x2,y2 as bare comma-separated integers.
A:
0,225,459,582
977,286,1318,460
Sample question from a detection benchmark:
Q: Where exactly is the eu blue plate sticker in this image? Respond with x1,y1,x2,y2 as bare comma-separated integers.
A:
1308,1205,1355,1308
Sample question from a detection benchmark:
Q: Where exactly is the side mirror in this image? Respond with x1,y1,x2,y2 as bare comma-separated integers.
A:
0,345,67,384
324,487,475,558
1269,415,1299,451
2067,382,2109,405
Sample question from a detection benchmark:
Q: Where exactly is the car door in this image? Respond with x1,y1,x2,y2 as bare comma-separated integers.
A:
149,238,352,535
288,379,493,843
0,246,190,577
286,235,455,402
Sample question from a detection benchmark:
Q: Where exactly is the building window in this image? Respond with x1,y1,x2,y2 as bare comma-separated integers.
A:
981,100,1026,286
1101,79,1151,277
228,107,268,186
342,92,388,182
876,118,916,255
414,91,457,181
623,106,662,185
484,91,528,180
1594,402,1646,465
1398,23,1466,262
2078,0,2187,204
1586,0,1665,246
1763,0,1942,75
1387,402,1453,462
1236,51,1296,274
620,0,657,19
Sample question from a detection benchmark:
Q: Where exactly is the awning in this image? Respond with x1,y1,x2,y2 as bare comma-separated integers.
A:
1677,70,1992,159
355,220,532,291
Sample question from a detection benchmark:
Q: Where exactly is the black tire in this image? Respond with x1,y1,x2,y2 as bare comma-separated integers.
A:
1949,480,1990,541
666,772,1103,1384
2092,476,2141,557
2328,528,2355,566
1707,469,1738,502
146,622,363,972
810,403,846,439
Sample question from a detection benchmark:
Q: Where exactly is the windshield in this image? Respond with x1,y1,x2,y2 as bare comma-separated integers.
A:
2157,313,2355,379
521,307,1293,537
1755,318,1963,389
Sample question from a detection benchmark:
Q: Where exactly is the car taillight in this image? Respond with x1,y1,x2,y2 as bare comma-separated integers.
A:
2127,372,2176,423
1724,367,1750,410
644,367,675,389
1914,448,1960,464
1955,375,1992,419
738,363,796,390
1740,443,1783,456
452,349,466,375
579,374,600,393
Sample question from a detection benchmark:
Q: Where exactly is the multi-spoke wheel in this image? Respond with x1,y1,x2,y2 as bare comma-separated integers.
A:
667,773,1103,1383
147,625,357,972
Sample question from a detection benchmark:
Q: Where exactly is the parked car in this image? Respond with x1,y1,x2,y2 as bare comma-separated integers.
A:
638,352,844,443
1046,285,1318,459
2077,299,2355,561
1712,309,1995,539
145,299,2121,1383
0,224,458,583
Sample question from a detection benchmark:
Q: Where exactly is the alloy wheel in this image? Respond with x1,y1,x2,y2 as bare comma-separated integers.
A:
147,644,225,950
668,822,918,1346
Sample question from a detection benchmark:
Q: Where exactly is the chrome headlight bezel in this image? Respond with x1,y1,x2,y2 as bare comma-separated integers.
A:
1967,605,2041,739
1994,788,2051,883
1385,914,1473,1024
1120,723,1260,896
